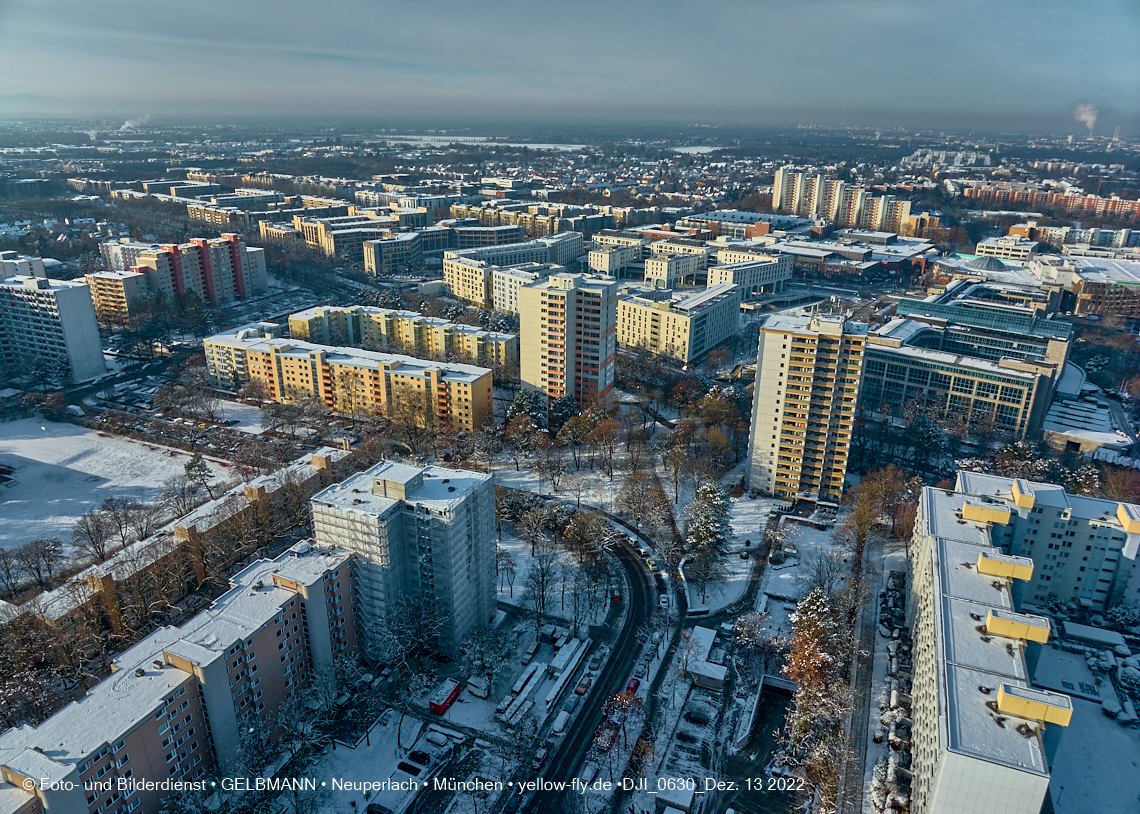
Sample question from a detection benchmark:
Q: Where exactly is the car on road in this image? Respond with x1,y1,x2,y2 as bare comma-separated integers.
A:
531,747,549,771
625,678,640,696
659,595,669,608
575,676,592,695
611,591,621,602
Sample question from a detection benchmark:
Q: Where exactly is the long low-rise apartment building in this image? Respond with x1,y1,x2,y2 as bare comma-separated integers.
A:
288,304,517,367
443,233,583,307
617,283,740,363
205,323,492,429
906,481,1072,814
0,542,357,814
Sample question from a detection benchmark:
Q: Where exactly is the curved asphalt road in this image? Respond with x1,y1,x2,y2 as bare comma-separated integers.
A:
527,540,656,812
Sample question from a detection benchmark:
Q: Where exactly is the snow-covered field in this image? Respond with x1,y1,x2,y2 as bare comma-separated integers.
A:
217,399,264,435
0,418,230,549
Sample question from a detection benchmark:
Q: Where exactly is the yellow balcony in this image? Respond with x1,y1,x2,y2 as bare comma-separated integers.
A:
986,608,1050,644
976,551,1034,582
1012,479,1035,509
962,499,1011,525
996,683,1071,726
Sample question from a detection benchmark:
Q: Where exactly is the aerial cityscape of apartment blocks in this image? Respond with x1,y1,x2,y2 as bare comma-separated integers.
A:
519,272,619,406
204,323,493,430
747,315,867,503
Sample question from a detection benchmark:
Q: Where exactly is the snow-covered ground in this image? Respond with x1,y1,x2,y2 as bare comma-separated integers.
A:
307,709,441,814
683,493,782,614
759,517,845,603
0,418,229,549
217,399,264,435
1049,697,1140,814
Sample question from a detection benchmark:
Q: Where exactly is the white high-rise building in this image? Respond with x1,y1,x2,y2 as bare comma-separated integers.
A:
310,462,496,658
0,274,107,382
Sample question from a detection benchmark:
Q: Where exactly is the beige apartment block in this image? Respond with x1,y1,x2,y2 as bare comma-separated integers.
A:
288,305,517,368
746,314,867,503
617,283,741,363
205,324,493,430
490,263,559,315
442,255,497,308
519,272,619,406
644,253,698,289
85,269,150,328
706,254,792,299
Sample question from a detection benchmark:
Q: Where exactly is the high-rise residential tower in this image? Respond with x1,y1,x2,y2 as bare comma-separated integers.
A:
747,314,867,503
519,272,619,407
310,462,496,659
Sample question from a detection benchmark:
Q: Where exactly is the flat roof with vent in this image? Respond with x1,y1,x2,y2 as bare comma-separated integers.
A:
945,664,1049,775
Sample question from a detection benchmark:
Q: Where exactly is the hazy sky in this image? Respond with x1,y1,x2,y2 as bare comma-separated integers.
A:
1,0,1137,132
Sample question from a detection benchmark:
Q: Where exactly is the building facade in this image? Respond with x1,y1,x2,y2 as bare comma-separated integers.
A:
706,255,792,299
84,270,150,328
519,272,619,406
746,315,867,503
906,482,1071,814
288,305,517,368
311,462,495,659
951,471,1140,612
204,324,493,430
643,253,698,289
617,283,741,363
0,274,107,382
0,543,357,814
99,236,268,307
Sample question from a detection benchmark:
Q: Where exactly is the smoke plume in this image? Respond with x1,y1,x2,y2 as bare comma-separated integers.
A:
119,115,150,131
1074,102,1097,132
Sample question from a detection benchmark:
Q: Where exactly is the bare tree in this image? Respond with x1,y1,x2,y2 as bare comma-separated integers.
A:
72,510,113,562
159,474,203,517
0,548,24,596
524,538,562,631
16,539,64,590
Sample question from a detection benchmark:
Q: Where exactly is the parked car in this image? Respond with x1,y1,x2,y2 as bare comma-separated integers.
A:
625,678,640,695
408,750,430,765
563,695,581,713
575,676,592,695
588,653,604,671
684,710,710,725
531,747,549,771
659,595,669,608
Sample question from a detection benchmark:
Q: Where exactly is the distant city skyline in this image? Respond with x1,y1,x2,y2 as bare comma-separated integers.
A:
0,0,1137,133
